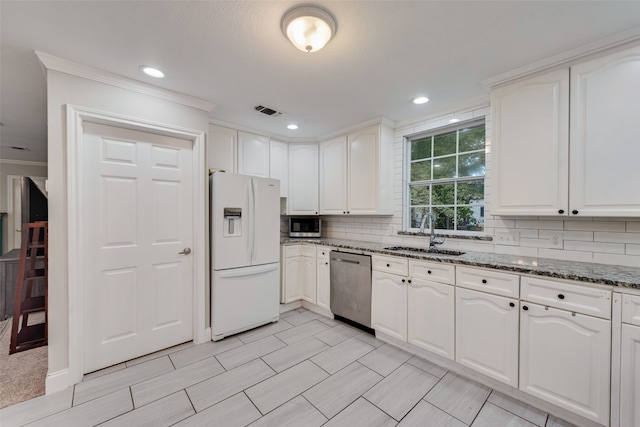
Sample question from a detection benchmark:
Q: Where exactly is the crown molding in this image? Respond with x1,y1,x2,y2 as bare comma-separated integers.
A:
395,95,490,130
482,26,640,89
317,117,397,141
35,51,215,113
0,158,48,167
209,116,396,143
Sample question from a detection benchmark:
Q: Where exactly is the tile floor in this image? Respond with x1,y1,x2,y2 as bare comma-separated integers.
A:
0,308,578,427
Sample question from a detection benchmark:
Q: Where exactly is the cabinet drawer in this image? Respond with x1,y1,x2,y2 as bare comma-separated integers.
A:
372,255,408,276
521,276,611,319
456,266,519,298
316,246,332,260
622,293,640,326
285,244,316,258
409,260,454,285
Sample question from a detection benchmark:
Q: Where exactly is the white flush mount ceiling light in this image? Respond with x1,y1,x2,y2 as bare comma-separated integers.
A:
140,66,165,78
412,96,429,105
449,118,461,123
287,124,299,130
281,6,337,53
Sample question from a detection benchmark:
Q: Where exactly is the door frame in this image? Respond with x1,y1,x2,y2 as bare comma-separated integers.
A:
65,104,207,384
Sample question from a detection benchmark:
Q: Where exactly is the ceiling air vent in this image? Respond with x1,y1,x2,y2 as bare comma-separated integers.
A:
254,105,283,117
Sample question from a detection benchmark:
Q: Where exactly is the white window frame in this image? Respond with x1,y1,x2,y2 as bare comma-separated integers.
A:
403,118,486,236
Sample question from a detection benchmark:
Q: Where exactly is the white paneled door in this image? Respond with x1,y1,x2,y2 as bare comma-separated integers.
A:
81,122,194,373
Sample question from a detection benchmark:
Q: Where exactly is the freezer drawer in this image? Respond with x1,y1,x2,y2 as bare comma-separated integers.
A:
211,263,280,340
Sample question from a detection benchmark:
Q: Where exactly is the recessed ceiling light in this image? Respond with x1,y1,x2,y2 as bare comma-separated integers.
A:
449,118,461,123
287,124,299,130
140,66,165,78
412,96,429,105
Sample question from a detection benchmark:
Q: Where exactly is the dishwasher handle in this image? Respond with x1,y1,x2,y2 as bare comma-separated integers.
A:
333,257,361,265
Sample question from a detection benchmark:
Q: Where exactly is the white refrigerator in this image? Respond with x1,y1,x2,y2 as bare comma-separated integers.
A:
210,172,281,341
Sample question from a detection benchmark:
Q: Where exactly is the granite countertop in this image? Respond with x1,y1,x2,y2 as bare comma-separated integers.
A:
281,237,640,289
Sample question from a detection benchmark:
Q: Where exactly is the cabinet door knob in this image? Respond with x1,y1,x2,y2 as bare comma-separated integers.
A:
408,279,412,284
387,263,390,267
427,270,432,274
325,262,328,265
481,279,487,284
509,302,515,308
401,279,406,283
558,294,565,300
343,211,346,214
523,305,529,311
558,209,565,214
572,210,579,215
347,211,350,214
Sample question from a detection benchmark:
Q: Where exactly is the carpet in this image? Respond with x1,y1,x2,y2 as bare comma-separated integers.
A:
0,316,48,409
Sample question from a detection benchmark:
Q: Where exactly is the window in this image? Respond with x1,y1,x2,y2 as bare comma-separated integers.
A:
407,119,485,233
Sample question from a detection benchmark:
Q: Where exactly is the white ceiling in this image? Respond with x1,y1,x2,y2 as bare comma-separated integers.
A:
1,1,639,163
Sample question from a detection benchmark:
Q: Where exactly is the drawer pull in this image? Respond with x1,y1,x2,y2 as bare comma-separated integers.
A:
509,302,515,308
523,305,529,311
558,294,565,300
481,279,487,284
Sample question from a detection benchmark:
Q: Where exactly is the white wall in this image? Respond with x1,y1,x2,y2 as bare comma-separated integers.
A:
0,160,48,254
45,68,210,393
321,101,640,268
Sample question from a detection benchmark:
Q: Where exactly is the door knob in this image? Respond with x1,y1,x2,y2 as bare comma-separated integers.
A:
179,248,192,255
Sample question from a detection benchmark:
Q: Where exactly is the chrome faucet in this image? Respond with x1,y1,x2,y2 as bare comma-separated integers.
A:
419,211,445,248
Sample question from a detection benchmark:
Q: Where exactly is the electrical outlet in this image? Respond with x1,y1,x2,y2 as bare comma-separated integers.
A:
495,231,520,246
548,232,564,248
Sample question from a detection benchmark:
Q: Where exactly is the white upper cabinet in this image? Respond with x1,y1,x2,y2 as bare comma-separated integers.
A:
491,69,569,216
319,124,394,215
238,131,269,178
319,135,347,214
288,143,319,215
569,45,640,216
269,140,288,198
491,44,640,217
207,124,237,173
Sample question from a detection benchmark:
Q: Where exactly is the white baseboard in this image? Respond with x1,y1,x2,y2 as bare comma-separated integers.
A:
279,301,302,313
301,301,333,319
45,369,71,395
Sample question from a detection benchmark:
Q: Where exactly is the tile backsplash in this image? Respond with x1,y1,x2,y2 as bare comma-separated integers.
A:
309,102,640,268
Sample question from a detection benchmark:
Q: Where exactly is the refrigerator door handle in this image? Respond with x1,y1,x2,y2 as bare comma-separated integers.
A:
249,178,256,263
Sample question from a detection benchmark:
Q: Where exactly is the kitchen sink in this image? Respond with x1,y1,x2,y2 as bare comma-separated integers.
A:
383,246,465,256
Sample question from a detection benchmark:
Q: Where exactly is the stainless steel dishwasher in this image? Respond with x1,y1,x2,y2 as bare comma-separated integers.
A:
330,251,372,328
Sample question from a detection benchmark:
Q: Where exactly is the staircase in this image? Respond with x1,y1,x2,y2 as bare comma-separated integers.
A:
9,221,48,354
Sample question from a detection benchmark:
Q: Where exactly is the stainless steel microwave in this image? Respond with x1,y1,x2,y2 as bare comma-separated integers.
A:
289,217,321,237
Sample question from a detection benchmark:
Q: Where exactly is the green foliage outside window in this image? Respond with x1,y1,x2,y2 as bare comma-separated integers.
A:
408,122,485,232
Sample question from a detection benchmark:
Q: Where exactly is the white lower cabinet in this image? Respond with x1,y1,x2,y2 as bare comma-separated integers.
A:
283,245,316,304
316,246,331,311
371,270,407,341
300,255,317,304
372,255,455,357
455,287,519,387
283,256,302,303
407,279,455,359
520,303,611,425
620,293,640,427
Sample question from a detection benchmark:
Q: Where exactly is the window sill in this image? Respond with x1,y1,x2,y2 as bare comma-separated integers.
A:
398,231,493,241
